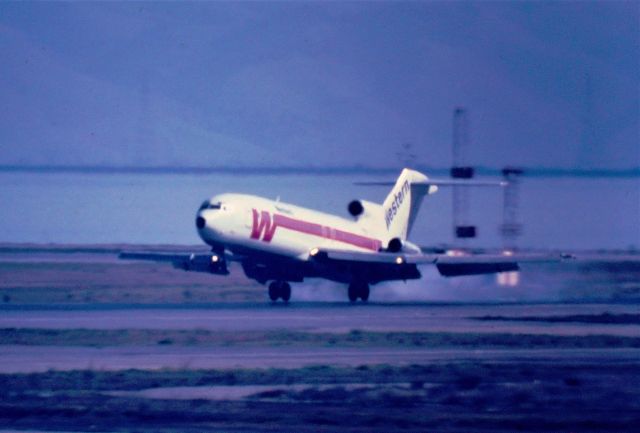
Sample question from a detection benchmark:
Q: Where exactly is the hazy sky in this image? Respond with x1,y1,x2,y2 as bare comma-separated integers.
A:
1,1,638,170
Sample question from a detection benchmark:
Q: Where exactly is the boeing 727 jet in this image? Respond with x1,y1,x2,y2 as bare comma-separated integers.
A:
121,168,558,302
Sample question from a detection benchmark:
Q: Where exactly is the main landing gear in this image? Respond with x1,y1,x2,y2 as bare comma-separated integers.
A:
348,282,370,303
268,281,291,303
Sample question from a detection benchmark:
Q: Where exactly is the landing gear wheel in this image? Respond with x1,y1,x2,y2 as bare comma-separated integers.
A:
348,284,359,303
360,284,370,302
268,281,291,303
281,282,291,303
348,282,370,303
268,282,279,301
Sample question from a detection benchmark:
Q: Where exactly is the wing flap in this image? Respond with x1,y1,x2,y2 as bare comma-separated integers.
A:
119,251,229,275
119,252,189,263
436,261,519,277
310,248,416,264
309,248,563,277
433,252,564,277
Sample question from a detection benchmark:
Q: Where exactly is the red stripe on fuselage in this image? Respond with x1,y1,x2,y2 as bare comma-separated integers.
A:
251,209,382,251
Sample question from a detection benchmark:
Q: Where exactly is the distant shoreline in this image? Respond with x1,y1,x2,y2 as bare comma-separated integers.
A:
1,165,638,178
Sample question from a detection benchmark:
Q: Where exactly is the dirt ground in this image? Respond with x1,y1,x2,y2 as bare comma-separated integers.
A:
1,362,639,432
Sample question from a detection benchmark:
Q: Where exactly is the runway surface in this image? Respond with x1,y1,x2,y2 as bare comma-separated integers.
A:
2,303,638,336
2,302,639,373
2,345,639,373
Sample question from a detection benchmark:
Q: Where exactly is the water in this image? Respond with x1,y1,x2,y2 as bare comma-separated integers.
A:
1,172,637,249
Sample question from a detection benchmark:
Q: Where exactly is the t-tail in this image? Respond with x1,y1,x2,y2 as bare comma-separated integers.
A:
359,168,504,244
382,168,436,241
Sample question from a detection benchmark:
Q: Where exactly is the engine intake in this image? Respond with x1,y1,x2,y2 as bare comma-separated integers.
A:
348,200,364,217
387,238,403,253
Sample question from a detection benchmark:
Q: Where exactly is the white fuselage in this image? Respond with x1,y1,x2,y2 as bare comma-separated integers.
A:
196,193,384,259
121,169,522,301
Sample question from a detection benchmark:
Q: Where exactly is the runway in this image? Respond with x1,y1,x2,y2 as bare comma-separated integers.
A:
2,302,638,336
2,345,639,373
2,302,639,373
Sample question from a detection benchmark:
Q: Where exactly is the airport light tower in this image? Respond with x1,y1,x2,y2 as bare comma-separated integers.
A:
500,167,524,251
498,167,524,286
451,107,476,245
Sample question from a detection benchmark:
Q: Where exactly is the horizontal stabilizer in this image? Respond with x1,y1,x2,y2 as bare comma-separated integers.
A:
356,179,507,187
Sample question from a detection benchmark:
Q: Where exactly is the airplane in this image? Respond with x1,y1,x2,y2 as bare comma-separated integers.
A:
120,168,561,302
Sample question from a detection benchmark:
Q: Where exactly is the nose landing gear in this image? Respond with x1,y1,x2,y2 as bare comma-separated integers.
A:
268,281,291,303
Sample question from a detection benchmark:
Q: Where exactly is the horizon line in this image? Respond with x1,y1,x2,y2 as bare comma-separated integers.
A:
0,164,638,178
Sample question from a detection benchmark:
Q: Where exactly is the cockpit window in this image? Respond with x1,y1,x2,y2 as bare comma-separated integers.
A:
199,201,222,210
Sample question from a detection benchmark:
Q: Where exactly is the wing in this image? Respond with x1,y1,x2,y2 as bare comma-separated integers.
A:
428,252,563,276
309,248,565,277
119,251,230,275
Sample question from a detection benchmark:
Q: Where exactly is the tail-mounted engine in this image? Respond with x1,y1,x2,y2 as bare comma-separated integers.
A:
348,200,364,217
347,199,385,223
347,199,389,240
386,237,403,253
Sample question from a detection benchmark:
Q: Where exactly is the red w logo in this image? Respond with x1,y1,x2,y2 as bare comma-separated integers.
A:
251,209,278,242
250,208,382,251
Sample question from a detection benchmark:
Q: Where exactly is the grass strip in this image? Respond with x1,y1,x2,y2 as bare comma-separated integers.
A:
2,328,640,349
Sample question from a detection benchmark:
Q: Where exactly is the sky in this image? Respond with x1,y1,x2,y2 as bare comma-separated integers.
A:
0,1,638,170
0,1,638,248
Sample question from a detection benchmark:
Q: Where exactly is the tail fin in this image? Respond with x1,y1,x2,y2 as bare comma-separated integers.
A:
382,168,434,241
360,168,504,242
